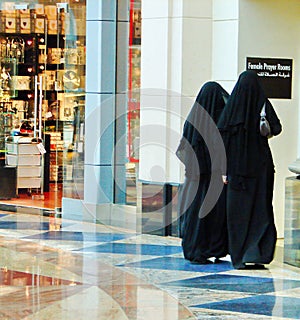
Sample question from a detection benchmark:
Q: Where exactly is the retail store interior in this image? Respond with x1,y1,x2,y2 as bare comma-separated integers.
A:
0,0,142,212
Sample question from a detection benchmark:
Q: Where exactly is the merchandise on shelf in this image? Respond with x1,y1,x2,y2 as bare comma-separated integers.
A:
0,1,86,190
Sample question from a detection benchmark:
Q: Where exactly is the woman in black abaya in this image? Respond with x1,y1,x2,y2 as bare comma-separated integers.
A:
218,70,282,269
176,81,229,264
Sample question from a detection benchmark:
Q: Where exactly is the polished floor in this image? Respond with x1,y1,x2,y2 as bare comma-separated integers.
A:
0,210,300,319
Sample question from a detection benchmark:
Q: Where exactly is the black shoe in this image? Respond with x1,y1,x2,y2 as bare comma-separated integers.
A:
239,264,266,270
214,258,225,264
190,258,213,265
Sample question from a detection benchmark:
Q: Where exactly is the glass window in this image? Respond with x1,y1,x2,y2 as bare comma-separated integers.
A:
0,1,86,209
126,0,141,205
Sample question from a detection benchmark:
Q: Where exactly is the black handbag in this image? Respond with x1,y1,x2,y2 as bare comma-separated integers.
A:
260,103,272,138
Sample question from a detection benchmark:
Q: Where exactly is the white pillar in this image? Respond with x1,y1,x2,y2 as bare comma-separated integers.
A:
139,0,213,184
212,0,239,91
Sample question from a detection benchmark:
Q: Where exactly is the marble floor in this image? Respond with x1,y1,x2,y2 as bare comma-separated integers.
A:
0,211,299,320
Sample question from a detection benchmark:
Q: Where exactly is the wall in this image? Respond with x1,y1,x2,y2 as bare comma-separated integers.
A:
238,0,300,237
140,0,299,237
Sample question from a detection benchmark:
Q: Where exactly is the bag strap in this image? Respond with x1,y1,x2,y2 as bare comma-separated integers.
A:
260,102,266,117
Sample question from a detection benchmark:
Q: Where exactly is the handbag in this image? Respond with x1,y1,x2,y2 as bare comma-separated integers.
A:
259,103,272,138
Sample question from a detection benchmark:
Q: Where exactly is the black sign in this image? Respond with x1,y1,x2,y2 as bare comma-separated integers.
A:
246,57,293,99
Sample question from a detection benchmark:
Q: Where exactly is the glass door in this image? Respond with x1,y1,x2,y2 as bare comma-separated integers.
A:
42,2,86,207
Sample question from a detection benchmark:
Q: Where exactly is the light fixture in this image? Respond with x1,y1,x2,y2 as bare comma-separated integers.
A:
56,3,69,13
14,3,29,10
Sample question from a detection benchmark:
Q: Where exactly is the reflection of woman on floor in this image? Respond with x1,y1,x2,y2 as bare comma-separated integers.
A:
176,82,229,264
218,71,282,269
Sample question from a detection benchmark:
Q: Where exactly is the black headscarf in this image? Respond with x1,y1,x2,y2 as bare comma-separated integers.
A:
218,70,282,177
218,70,265,130
176,81,229,175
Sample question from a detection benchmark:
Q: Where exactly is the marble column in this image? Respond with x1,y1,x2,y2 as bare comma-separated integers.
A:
62,0,129,221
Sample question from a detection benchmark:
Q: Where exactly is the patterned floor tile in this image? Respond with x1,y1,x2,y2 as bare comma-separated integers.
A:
193,295,300,319
158,285,255,307
23,231,133,242
161,274,300,293
77,243,183,255
120,267,209,285
191,308,279,319
0,221,50,230
0,211,300,319
118,257,233,272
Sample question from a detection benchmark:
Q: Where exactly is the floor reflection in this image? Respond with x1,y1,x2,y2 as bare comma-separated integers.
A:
0,268,79,287
0,211,299,319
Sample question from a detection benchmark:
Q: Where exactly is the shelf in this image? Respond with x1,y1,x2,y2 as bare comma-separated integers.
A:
6,154,42,166
5,138,43,193
18,166,42,177
18,177,42,188
6,142,40,155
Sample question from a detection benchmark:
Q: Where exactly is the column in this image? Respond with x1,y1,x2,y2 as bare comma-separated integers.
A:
62,0,129,221
212,0,239,91
139,0,213,185
138,0,213,235
84,0,117,214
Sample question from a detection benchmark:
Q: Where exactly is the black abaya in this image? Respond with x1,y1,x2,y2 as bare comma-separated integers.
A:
176,81,229,263
218,71,282,269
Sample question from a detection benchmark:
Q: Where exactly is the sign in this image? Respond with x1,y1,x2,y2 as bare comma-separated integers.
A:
246,57,293,99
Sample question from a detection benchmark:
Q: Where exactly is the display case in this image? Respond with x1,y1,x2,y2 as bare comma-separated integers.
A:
0,111,14,151
5,136,43,194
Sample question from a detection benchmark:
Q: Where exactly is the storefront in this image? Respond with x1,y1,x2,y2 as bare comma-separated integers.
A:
0,0,86,208
0,0,143,212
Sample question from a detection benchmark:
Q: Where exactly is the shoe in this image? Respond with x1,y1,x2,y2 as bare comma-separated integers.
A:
214,258,225,264
238,264,266,270
190,259,213,265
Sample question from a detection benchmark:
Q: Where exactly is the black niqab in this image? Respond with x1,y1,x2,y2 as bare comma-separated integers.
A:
218,70,282,177
177,81,229,175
